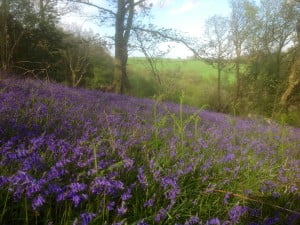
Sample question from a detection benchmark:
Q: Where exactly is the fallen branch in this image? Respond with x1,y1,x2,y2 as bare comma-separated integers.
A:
212,189,300,216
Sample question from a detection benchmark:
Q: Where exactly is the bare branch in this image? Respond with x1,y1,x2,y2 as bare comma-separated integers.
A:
133,0,148,7
134,29,161,85
67,0,117,16
133,26,204,60
124,0,135,45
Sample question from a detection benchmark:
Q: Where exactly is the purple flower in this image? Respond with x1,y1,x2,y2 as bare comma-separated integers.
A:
90,177,124,194
30,135,45,150
290,185,298,193
137,167,148,188
272,191,280,198
107,201,115,211
202,161,211,170
26,182,42,197
224,153,235,162
80,212,96,225
69,183,87,193
137,220,149,225
165,186,180,203
9,170,33,185
56,192,67,202
143,198,155,207
153,170,161,181
71,195,82,207
2,72,300,225
0,176,8,186
154,208,167,223
262,216,280,225
161,176,178,188
224,192,231,205
117,201,127,216
123,158,134,169
46,183,63,194
121,187,133,201
184,216,200,225
229,205,247,223
32,194,45,210
206,218,221,225
287,213,300,225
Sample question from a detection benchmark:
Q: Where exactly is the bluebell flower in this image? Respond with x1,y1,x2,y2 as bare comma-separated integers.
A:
229,205,247,223
80,212,96,225
154,208,167,223
32,194,45,210
137,167,148,188
107,201,115,211
206,218,221,225
0,176,8,186
184,216,200,225
117,201,127,216
262,216,280,225
143,198,154,207
224,192,231,205
137,219,149,225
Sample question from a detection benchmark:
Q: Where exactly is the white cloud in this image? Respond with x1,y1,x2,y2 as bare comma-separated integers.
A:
149,0,173,8
170,0,199,15
59,0,207,58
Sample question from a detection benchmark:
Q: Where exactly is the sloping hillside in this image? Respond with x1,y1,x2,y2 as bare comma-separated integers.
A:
0,78,299,225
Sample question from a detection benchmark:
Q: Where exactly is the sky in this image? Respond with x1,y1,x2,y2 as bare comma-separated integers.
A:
60,0,231,58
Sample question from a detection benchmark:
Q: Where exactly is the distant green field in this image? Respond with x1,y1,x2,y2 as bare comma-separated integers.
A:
126,57,237,108
128,57,235,83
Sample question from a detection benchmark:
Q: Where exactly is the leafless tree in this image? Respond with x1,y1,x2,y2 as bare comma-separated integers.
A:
203,15,231,109
64,37,90,87
229,0,256,101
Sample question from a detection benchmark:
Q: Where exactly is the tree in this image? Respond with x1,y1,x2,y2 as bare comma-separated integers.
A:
60,28,113,88
279,50,300,112
258,0,297,78
87,37,114,90
279,0,300,112
61,30,92,87
66,0,150,94
0,0,9,72
240,0,300,115
0,0,33,72
0,0,65,80
203,15,230,110
229,0,256,102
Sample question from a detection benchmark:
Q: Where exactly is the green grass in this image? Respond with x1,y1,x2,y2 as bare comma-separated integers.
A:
128,57,236,83
127,57,236,109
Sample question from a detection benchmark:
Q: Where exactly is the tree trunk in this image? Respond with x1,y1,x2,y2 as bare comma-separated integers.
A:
280,55,300,112
217,61,221,110
71,70,76,87
235,54,241,101
275,51,281,79
39,0,46,22
0,0,9,71
112,0,134,94
280,16,300,112
113,0,126,94
113,58,123,93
